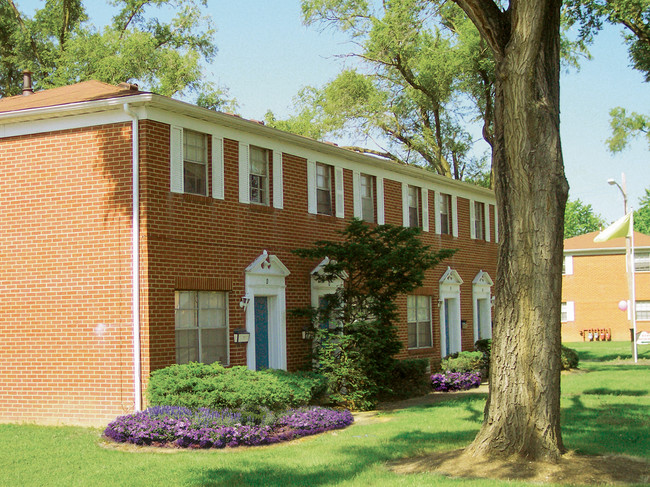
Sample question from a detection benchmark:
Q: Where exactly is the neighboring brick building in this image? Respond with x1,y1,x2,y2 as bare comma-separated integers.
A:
562,231,650,342
0,80,498,425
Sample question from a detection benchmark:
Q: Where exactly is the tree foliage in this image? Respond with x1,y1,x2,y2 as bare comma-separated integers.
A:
293,219,454,410
607,106,650,152
564,1,650,153
265,0,495,182
0,0,234,109
564,198,605,238
634,187,650,234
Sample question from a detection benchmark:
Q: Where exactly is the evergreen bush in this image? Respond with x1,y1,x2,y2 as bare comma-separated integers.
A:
146,362,327,411
561,345,580,370
440,351,483,373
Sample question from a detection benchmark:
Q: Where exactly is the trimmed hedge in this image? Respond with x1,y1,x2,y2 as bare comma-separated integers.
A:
561,345,580,370
472,340,580,372
146,362,327,411
440,351,483,373
379,358,430,400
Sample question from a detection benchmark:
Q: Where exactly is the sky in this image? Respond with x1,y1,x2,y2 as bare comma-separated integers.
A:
19,0,650,224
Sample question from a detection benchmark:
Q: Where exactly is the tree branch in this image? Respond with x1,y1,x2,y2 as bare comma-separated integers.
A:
452,0,510,56
7,0,42,64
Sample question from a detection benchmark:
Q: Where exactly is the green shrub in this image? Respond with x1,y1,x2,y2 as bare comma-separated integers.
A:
474,339,492,376
146,362,327,411
471,340,579,373
561,346,580,370
379,358,430,401
441,351,483,373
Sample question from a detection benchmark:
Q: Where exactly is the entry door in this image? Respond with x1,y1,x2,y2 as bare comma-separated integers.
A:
254,296,269,370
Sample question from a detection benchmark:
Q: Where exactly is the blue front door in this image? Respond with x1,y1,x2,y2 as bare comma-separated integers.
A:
254,296,269,370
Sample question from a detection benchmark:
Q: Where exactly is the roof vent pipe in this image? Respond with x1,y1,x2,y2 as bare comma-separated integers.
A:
22,70,34,96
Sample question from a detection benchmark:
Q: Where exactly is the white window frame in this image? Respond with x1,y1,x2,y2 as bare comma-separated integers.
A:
440,193,453,235
407,295,432,349
407,185,420,228
563,256,574,275
175,291,229,365
636,301,650,320
249,145,270,205
360,173,375,223
634,252,650,272
561,301,575,322
316,162,334,216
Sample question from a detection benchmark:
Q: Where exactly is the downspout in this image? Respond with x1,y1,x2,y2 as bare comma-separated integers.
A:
123,103,142,411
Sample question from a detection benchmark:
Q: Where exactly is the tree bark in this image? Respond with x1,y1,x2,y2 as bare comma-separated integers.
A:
453,0,569,461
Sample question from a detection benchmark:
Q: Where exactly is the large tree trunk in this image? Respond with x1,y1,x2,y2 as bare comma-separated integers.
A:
454,0,569,461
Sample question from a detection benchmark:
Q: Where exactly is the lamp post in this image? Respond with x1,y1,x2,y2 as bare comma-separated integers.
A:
607,172,638,363
607,172,628,215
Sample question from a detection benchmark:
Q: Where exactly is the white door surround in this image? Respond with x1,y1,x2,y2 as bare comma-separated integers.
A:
244,250,290,371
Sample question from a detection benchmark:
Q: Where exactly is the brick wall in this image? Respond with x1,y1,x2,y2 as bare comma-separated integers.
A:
562,253,650,342
139,119,498,379
0,117,497,425
0,124,135,425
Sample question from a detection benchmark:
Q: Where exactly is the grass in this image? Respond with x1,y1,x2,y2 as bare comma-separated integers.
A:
0,342,648,487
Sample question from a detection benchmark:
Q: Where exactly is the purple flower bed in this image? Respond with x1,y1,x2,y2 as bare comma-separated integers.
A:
431,371,482,392
104,406,354,449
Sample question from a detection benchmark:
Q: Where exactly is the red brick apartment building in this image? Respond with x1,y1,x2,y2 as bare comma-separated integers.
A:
0,81,497,425
562,231,650,342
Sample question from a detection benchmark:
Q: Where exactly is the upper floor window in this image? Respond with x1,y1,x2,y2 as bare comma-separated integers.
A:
440,193,452,235
635,252,650,272
183,130,207,196
360,173,375,223
407,295,432,348
474,201,486,240
175,291,228,365
250,146,269,205
408,185,420,228
316,163,333,215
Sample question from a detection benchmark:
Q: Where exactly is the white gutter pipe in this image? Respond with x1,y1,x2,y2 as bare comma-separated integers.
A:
123,103,142,411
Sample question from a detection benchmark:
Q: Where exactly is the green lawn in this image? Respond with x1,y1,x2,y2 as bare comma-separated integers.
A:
1,342,648,487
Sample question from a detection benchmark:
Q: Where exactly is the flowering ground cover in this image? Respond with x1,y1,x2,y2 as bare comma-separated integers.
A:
104,406,354,448
430,371,482,392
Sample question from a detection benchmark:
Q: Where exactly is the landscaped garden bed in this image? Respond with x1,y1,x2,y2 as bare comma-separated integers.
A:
104,406,353,449
430,371,482,392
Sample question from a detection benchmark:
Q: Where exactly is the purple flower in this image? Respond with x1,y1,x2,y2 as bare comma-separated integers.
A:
103,406,354,449
431,372,482,392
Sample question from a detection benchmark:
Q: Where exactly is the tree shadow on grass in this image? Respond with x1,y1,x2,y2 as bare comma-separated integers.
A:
562,394,650,457
185,430,477,487
583,388,648,396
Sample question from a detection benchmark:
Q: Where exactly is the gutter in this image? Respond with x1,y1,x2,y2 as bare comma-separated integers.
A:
123,103,142,412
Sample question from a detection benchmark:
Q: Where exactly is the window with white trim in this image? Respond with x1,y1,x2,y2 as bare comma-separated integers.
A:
316,163,333,215
175,291,228,365
634,252,650,272
408,185,420,228
636,301,650,320
562,256,574,275
561,301,574,322
360,173,375,223
474,201,486,240
250,146,269,205
183,130,208,196
440,193,453,235
407,295,432,348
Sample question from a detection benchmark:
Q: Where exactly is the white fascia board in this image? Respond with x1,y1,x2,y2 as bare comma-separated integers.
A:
564,247,648,256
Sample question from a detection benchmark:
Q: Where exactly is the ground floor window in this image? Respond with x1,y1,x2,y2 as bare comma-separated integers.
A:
175,291,228,365
407,295,432,348
636,301,650,320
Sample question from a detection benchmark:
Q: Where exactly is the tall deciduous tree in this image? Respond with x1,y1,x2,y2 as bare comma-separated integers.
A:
0,0,234,109
564,199,605,238
634,187,650,234
266,0,494,181
452,0,568,461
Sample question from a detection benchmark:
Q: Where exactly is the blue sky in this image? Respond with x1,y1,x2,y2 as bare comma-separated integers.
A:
21,0,650,224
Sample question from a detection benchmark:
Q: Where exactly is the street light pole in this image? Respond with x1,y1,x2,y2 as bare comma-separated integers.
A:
607,172,628,214
607,172,638,363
